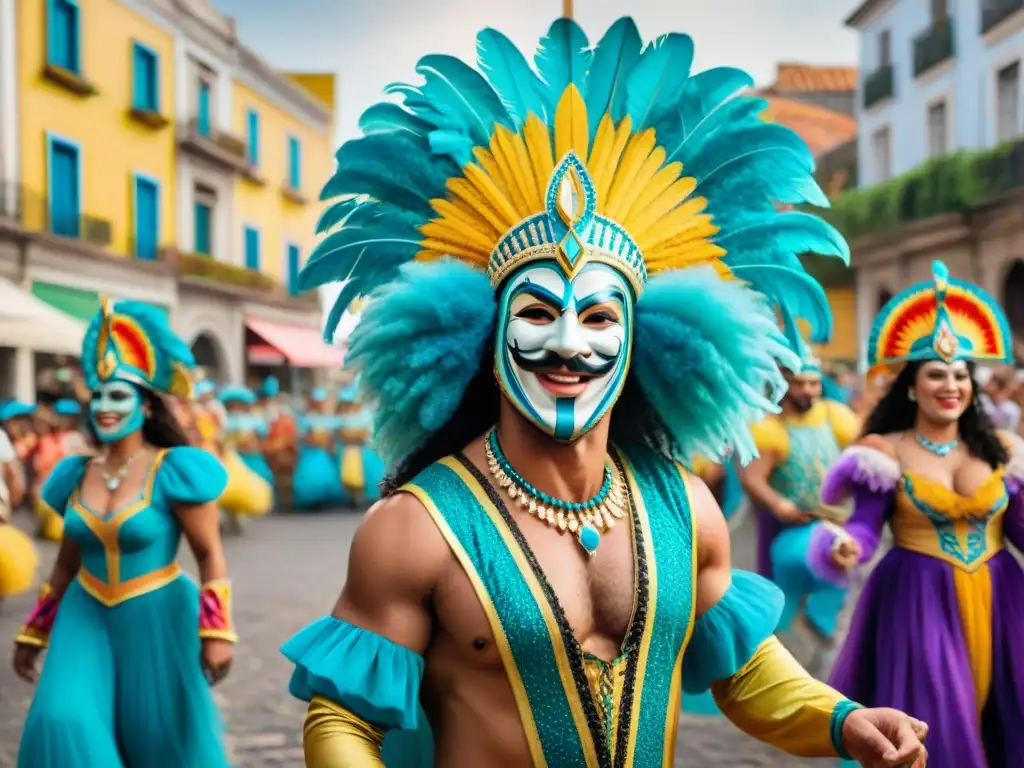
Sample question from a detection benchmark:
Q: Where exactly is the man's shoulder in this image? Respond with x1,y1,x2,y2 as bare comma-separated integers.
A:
353,491,453,581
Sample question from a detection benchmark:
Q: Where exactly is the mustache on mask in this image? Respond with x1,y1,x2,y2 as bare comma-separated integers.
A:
509,343,619,377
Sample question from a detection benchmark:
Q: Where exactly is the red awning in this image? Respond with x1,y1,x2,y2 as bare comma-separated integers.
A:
245,316,344,369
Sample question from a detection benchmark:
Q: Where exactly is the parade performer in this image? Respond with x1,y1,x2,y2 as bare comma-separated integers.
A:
11,299,235,768
53,399,91,455
281,17,926,767
337,377,385,507
739,333,860,668
0,423,37,601
216,385,274,525
292,388,345,509
193,379,224,456
220,385,276,487
259,375,297,469
817,261,1024,767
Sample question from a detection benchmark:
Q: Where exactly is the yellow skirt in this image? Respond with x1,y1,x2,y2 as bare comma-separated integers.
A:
219,449,273,517
35,500,64,542
0,525,38,597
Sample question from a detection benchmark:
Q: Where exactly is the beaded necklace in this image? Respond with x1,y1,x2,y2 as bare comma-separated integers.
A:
484,428,625,554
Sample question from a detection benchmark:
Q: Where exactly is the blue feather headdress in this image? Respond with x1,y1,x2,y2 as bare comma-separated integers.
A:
301,17,847,466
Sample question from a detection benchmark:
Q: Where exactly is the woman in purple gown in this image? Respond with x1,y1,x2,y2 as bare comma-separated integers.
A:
814,261,1024,767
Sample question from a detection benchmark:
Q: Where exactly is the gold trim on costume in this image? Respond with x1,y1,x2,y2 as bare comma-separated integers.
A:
402,481,550,768
69,450,170,606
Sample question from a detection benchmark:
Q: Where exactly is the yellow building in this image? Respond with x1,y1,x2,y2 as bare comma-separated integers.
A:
0,0,340,398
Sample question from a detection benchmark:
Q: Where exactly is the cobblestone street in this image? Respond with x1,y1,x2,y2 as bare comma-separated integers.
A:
0,508,838,767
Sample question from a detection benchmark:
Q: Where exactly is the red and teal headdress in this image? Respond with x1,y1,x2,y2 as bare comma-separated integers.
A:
867,261,1012,374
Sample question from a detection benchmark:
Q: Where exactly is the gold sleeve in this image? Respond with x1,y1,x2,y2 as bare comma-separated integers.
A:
824,401,861,449
303,695,386,768
749,417,789,459
710,636,854,757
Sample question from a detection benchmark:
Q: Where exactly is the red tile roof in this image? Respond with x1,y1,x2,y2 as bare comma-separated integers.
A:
764,63,858,93
759,97,858,156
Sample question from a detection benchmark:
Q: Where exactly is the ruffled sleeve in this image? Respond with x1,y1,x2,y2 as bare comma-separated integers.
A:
282,615,425,732
681,569,784,694
39,455,90,517
157,446,228,505
750,417,788,459
820,436,900,505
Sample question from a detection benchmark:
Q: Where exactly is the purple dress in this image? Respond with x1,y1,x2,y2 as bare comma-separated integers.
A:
813,439,1024,767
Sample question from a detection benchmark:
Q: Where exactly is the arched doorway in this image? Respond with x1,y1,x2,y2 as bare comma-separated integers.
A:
191,333,223,383
1003,260,1024,345
877,288,894,311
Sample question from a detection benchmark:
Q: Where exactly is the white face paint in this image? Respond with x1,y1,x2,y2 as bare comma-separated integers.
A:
89,380,145,443
494,260,633,441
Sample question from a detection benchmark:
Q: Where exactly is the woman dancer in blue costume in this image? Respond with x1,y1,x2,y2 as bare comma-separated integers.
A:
337,377,386,507
12,299,237,768
293,387,346,509
281,16,926,768
220,385,275,488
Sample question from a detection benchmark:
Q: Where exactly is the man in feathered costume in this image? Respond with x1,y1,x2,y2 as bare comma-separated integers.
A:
282,18,927,767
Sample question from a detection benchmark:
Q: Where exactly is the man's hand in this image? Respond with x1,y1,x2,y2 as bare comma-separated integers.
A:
843,708,928,767
831,537,862,569
773,499,812,525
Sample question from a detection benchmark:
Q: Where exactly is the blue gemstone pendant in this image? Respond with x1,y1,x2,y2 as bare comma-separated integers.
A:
577,523,601,555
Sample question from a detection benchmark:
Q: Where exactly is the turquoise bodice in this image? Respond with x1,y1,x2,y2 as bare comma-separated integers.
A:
771,419,841,513
40,448,228,607
301,414,340,436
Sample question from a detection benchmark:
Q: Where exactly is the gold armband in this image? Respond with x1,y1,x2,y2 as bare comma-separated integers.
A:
304,694,385,768
16,583,59,648
710,635,857,757
198,579,238,643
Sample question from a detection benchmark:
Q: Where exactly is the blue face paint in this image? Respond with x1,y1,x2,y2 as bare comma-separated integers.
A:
89,381,145,443
494,260,633,441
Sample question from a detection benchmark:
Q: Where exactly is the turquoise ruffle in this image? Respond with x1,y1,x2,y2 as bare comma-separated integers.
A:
681,569,784,694
159,447,229,505
39,455,89,515
282,615,424,731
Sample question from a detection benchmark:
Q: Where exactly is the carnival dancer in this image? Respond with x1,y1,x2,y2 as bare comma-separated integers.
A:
193,379,224,456
281,17,926,767
816,261,1024,767
739,335,860,672
31,404,69,543
1,402,38,498
220,385,275,487
53,399,91,455
0,422,37,603
216,385,274,529
258,375,297,470
292,388,345,510
336,377,385,507
12,298,236,768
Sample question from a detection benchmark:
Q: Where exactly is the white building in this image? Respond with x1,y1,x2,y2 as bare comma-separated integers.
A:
850,0,1023,186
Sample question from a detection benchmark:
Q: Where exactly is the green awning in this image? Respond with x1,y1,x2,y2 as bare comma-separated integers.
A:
32,282,168,322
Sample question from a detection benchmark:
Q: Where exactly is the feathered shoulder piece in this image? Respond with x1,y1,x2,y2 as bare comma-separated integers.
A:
820,435,900,505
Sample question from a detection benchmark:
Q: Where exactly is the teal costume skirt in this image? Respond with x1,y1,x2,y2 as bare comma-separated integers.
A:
238,450,275,489
292,445,348,509
771,522,846,638
19,577,229,768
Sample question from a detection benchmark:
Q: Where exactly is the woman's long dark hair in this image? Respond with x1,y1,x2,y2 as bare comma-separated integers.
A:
87,385,190,449
863,360,1008,469
380,339,678,495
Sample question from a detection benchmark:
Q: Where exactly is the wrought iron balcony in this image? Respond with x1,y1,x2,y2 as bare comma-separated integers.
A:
0,183,112,247
914,17,955,77
982,0,1024,32
862,65,894,109
178,118,250,174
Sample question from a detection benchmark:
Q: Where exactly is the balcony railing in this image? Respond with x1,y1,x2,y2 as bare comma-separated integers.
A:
178,252,319,306
178,119,250,174
862,65,894,109
0,183,113,247
982,0,1024,32
913,17,955,77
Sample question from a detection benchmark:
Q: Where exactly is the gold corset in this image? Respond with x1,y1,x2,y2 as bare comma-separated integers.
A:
892,470,1008,572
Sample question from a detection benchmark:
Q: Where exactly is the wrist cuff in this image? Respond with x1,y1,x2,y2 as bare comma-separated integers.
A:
830,699,863,759
199,579,238,643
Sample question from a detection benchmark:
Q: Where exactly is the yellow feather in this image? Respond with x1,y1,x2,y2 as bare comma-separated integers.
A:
491,126,533,215
635,205,717,252
446,178,514,235
523,114,555,202
415,249,443,262
419,237,490,264
471,147,510,202
429,198,502,241
646,242,728,274
592,117,632,210
505,128,542,212
619,162,684,224
625,176,700,236
648,214,720,250
553,85,589,163
603,129,657,218
461,165,520,229
605,140,664,220
419,220,495,253
586,114,616,179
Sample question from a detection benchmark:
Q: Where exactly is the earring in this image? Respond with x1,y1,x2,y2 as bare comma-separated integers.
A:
908,390,917,402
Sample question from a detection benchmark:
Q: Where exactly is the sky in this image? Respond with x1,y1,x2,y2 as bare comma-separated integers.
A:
210,0,858,144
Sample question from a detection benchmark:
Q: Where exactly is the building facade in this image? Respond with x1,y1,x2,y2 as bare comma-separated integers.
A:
843,0,1024,366
0,0,339,400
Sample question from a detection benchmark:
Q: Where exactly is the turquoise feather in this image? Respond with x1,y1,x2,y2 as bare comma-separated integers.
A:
730,264,833,345
358,103,432,138
428,129,474,166
660,95,769,164
476,28,550,126
584,17,642,133
534,19,592,103
625,33,694,129
717,212,850,267
653,68,754,146
415,54,511,143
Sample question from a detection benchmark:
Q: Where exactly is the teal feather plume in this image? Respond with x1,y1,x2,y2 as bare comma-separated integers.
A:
358,103,432,138
535,19,592,99
625,33,694,129
660,67,753,138
476,28,550,126
660,95,768,164
315,197,361,234
381,83,446,126
632,268,797,465
415,54,511,143
345,261,496,468
428,129,474,166
730,264,833,345
584,17,642,134
717,211,850,268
